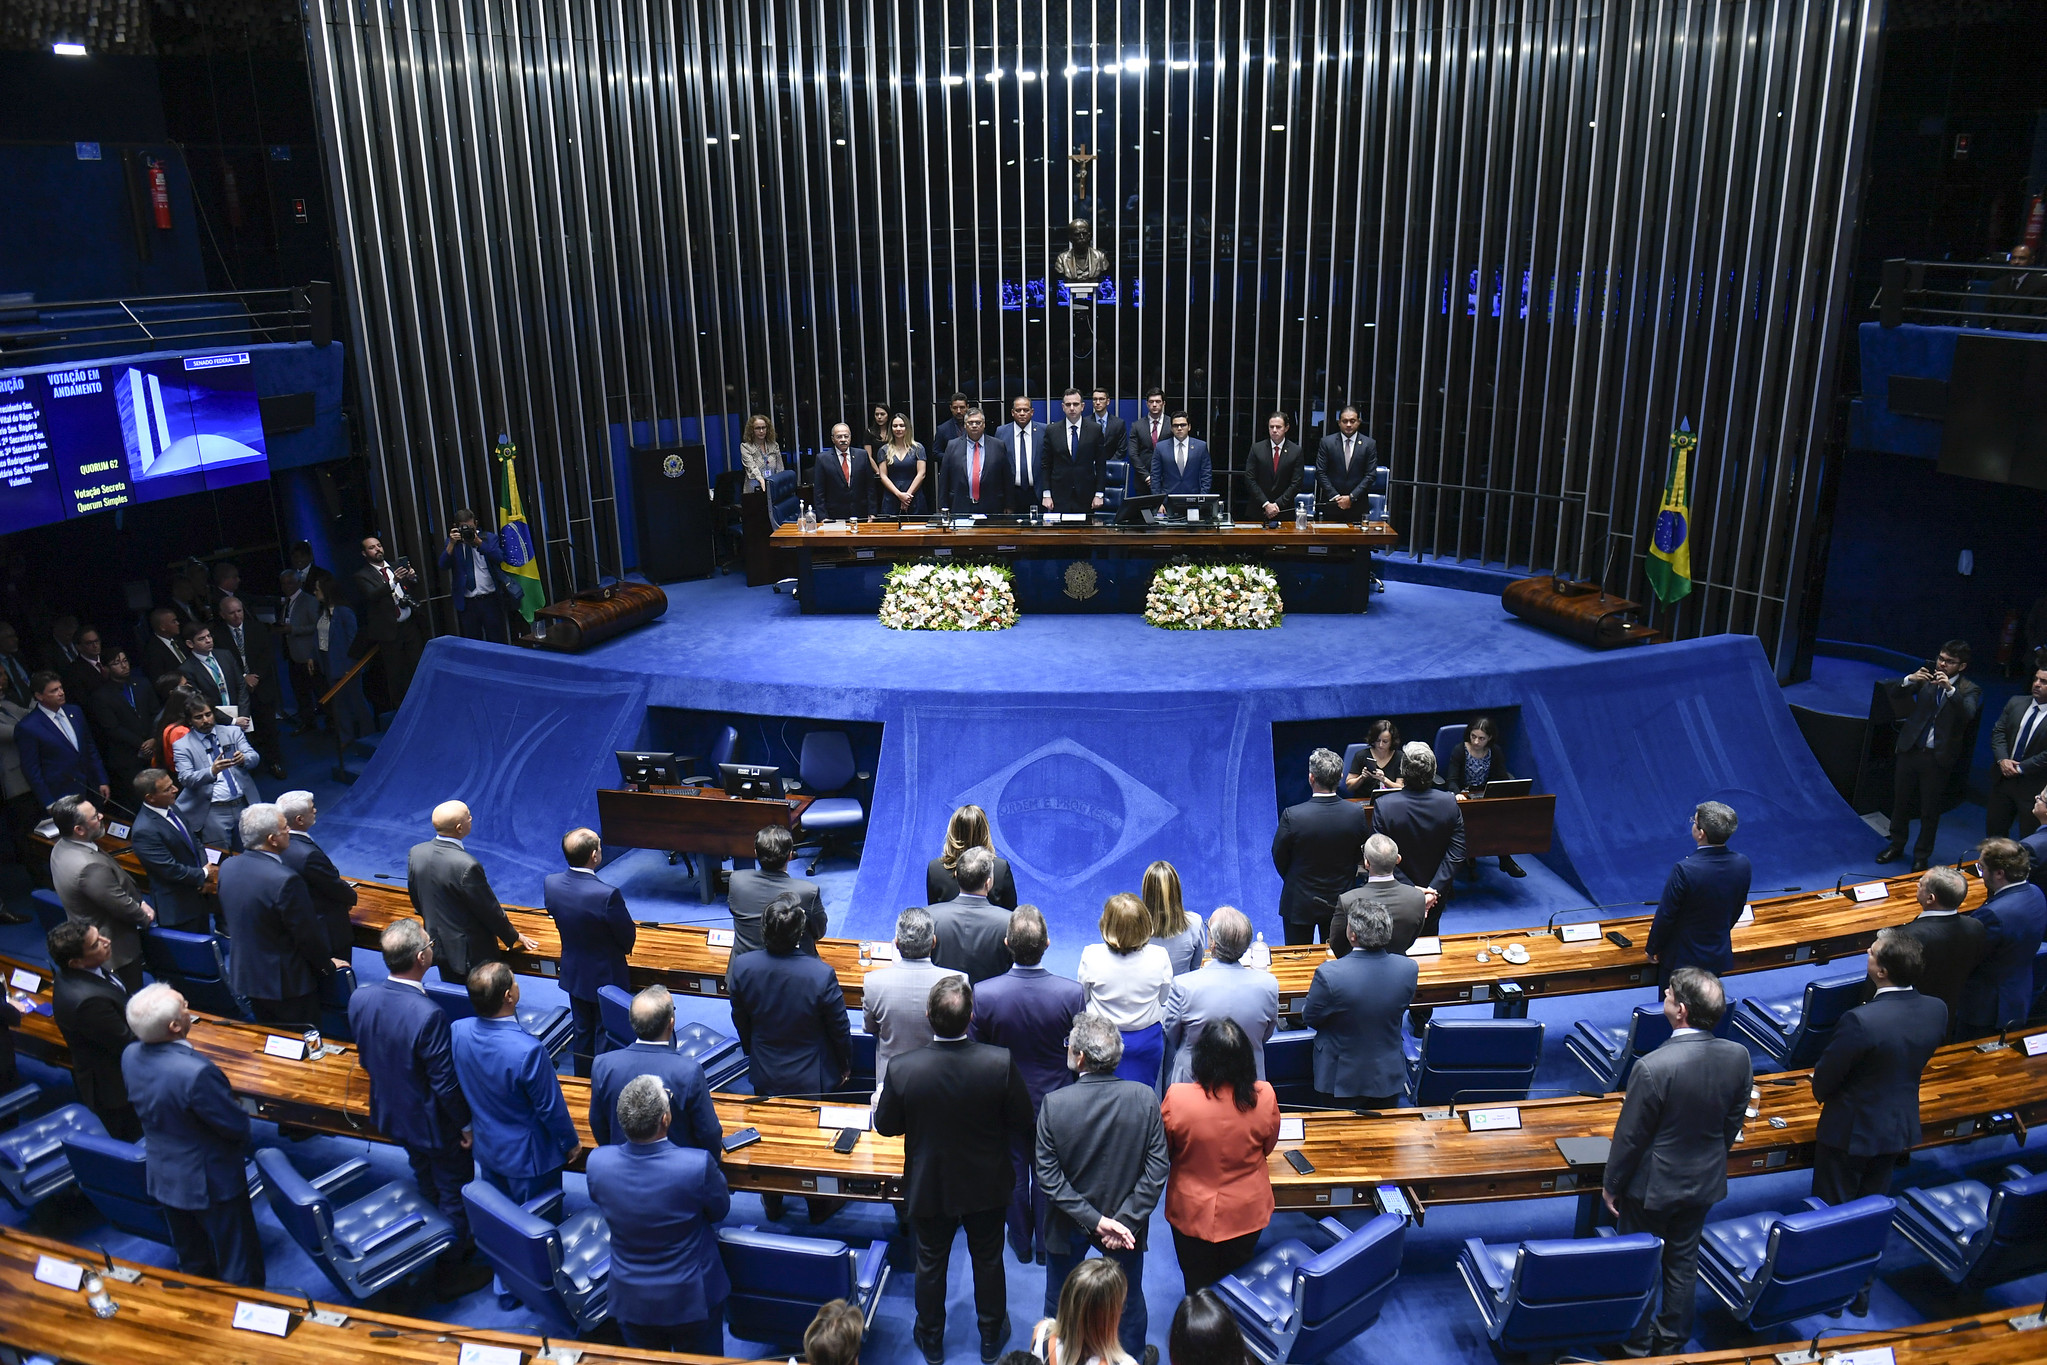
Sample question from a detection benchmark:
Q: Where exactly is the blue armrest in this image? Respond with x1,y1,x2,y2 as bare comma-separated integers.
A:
1316,1216,1354,1243
310,1158,372,1193
0,1084,40,1125
522,1189,566,1223
854,1238,889,1296
345,1211,430,1259
7,1134,66,1168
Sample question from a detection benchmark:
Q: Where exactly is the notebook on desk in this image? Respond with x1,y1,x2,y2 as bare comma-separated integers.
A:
1555,1136,1612,1167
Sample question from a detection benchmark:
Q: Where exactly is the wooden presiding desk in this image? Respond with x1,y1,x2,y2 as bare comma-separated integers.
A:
596,784,815,903
1353,790,1556,858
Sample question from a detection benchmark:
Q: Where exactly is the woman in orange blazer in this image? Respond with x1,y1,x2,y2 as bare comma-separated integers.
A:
1160,1017,1282,1292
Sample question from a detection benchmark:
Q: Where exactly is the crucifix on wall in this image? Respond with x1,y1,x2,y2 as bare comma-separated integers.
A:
1069,143,1097,203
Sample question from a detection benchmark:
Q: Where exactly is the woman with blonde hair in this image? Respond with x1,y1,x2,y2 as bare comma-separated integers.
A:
872,411,929,516
1142,860,1207,974
1079,892,1175,1088
925,803,1018,908
738,413,783,492
1030,1256,1139,1365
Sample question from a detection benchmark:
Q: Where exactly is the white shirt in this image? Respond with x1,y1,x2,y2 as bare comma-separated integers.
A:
467,544,493,597
1874,984,1909,996
435,834,466,850
1366,872,1396,884
377,563,412,621
392,975,428,993
1077,942,1175,1030
38,703,77,748
1670,1026,1705,1038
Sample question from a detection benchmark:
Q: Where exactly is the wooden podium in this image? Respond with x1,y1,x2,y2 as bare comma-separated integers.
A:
523,580,668,652
1501,575,1661,649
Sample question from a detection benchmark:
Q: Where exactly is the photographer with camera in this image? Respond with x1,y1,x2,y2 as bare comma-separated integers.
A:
1879,639,1983,872
437,510,513,646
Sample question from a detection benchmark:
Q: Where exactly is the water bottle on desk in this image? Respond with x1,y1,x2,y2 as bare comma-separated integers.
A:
1249,932,1272,971
1294,493,1314,532
800,502,818,534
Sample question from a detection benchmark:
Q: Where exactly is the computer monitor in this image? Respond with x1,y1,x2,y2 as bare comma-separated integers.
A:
1166,493,1222,523
1114,494,1168,525
1480,777,1533,799
720,763,784,799
616,750,682,789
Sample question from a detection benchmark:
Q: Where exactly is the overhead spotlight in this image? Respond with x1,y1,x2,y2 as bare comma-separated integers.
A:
1019,70,1037,81
53,42,87,56
943,74,964,85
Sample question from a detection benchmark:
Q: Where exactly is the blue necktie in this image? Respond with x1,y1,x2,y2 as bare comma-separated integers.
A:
166,808,197,857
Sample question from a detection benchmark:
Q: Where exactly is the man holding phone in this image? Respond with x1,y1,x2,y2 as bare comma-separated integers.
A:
1879,640,1982,871
355,534,426,704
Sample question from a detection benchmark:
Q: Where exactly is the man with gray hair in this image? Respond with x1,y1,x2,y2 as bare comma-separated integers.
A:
216,801,346,1026
1338,832,1429,957
277,789,358,959
1645,800,1752,990
929,846,1014,982
863,906,967,1093
1163,906,1279,1085
1035,1012,1169,1361
1369,743,1466,925
1897,865,1985,1033
1302,900,1419,1110
588,984,722,1150
121,984,265,1285
1272,747,1373,947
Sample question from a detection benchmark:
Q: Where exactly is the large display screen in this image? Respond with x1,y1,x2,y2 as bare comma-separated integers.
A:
0,351,270,535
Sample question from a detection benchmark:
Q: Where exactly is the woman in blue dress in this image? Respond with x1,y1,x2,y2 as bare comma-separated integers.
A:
871,411,928,517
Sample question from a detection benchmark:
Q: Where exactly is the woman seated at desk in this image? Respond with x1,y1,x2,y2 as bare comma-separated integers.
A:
1344,719,1402,795
1442,714,1525,879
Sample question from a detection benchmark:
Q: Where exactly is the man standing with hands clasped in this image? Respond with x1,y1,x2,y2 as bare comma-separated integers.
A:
1645,801,1750,990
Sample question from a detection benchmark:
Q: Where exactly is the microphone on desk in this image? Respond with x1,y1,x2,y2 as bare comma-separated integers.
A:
92,1242,115,1272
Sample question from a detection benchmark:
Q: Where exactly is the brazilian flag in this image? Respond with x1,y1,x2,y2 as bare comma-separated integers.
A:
1645,419,1696,604
494,436,546,621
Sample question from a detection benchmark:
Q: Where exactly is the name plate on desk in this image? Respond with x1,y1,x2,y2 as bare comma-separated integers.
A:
819,1104,872,1131
1463,1107,1523,1132
1277,1117,1305,1142
232,1301,293,1337
457,1345,524,1365
1826,1350,1897,1365
1737,904,1755,925
34,1254,84,1290
1406,936,1442,957
1852,881,1889,903
1556,922,1602,944
107,821,131,839
2024,1034,2047,1058
10,967,41,993
262,1033,307,1061
706,929,735,949
864,942,896,961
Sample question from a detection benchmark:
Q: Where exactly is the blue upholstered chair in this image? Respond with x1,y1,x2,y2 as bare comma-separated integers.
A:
1104,459,1129,510
1457,1231,1663,1355
1698,1195,1895,1328
30,887,66,935
1405,1018,1544,1106
1213,1213,1406,1362
593,989,748,1090
717,1226,890,1347
793,730,867,875
61,1131,264,1245
597,983,636,1052
1564,1005,1672,1093
319,964,358,1043
0,1081,40,1127
1264,1028,1319,1109
422,976,574,1061
847,1028,877,1098
1431,725,1468,781
765,469,801,528
1892,1164,2047,1287
255,1147,459,1300
1727,970,1866,1071
1367,466,1390,523
0,1102,104,1207
140,928,252,1021
462,1179,613,1332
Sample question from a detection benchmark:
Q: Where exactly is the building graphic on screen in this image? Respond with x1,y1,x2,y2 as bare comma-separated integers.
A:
115,366,173,476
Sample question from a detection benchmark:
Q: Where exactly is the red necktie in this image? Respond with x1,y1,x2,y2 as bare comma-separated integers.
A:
1152,418,1161,442
1273,443,1282,477
970,442,982,501
841,453,851,483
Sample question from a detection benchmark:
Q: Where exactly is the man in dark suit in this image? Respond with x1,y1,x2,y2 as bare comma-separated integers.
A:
47,920,140,1141
354,533,426,704
585,1074,732,1355
1302,902,1419,1110
939,408,1013,515
1337,833,1430,957
278,790,357,959
1646,800,1752,989
16,671,109,809
128,768,213,931
587,984,722,1151
215,596,286,779
218,803,346,1027
135,607,190,689
123,983,264,1286
86,649,157,790
1034,1013,1169,1360
1151,411,1212,498
875,975,1036,1365
1041,389,1106,514
727,896,852,1220
1987,664,2047,838
727,824,826,956
49,794,154,993
449,962,580,1202
347,921,491,1296
1314,406,1379,522
1897,867,1986,1036
933,391,971,449
438,511,513,644
1128,388,1169,496
970,905,1086,1262
178,623,247,714
1958,837,2047,1036
278,569,323,729
929,847,1014,982
1088,388,1128,493
1366,745,1467,928
814,423,876,520
58,623,109,706
546,826,636,1075
2026,791,2047,894
1879,641,1982,871
407,801,538,981
1272,747,1373,947
1240,411,1305,522
993,396,1049,515
1601,969,1754,1357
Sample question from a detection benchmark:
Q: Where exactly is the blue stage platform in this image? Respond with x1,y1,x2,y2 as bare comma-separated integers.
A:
313,572,1877,946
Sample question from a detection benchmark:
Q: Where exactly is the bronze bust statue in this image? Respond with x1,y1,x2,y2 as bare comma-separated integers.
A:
1054,218,1109,282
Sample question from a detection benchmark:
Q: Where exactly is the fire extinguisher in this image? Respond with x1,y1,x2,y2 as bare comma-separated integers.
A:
1998,608,2020,674
146,157,171,230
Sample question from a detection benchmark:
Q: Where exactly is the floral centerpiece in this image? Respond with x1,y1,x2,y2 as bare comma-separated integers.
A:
879,561,1019,631
1144,561,1283,630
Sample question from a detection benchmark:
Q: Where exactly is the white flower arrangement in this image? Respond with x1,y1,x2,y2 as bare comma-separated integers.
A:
879,560,1019,631
1144,561,1284,630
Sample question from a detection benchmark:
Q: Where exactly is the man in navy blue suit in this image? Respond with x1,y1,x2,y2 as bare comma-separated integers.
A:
1150,411,1212,498
450,962,580,1202
992,395,1050,514
128,768,213,931
1958,837,2047,1036
1314,406,1380,522
16,671,108,809
1274,747,1377,946
814,423,876,520
218,803,347,1027
1089,388,1129,487
969,904,1085,1262
122,983,264,1286
1041,389,1108,515
1809,931,1948,1208
585,1074,732,1354
278,790,358,959
587,984,722,1151
544,826,636,1075
1369,745,1468,930
1302,902,1418,1111
939,408,1013,515
1645,800,1752,989
2024,791,2047,894
348,921,492,1297
438,509,512,644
